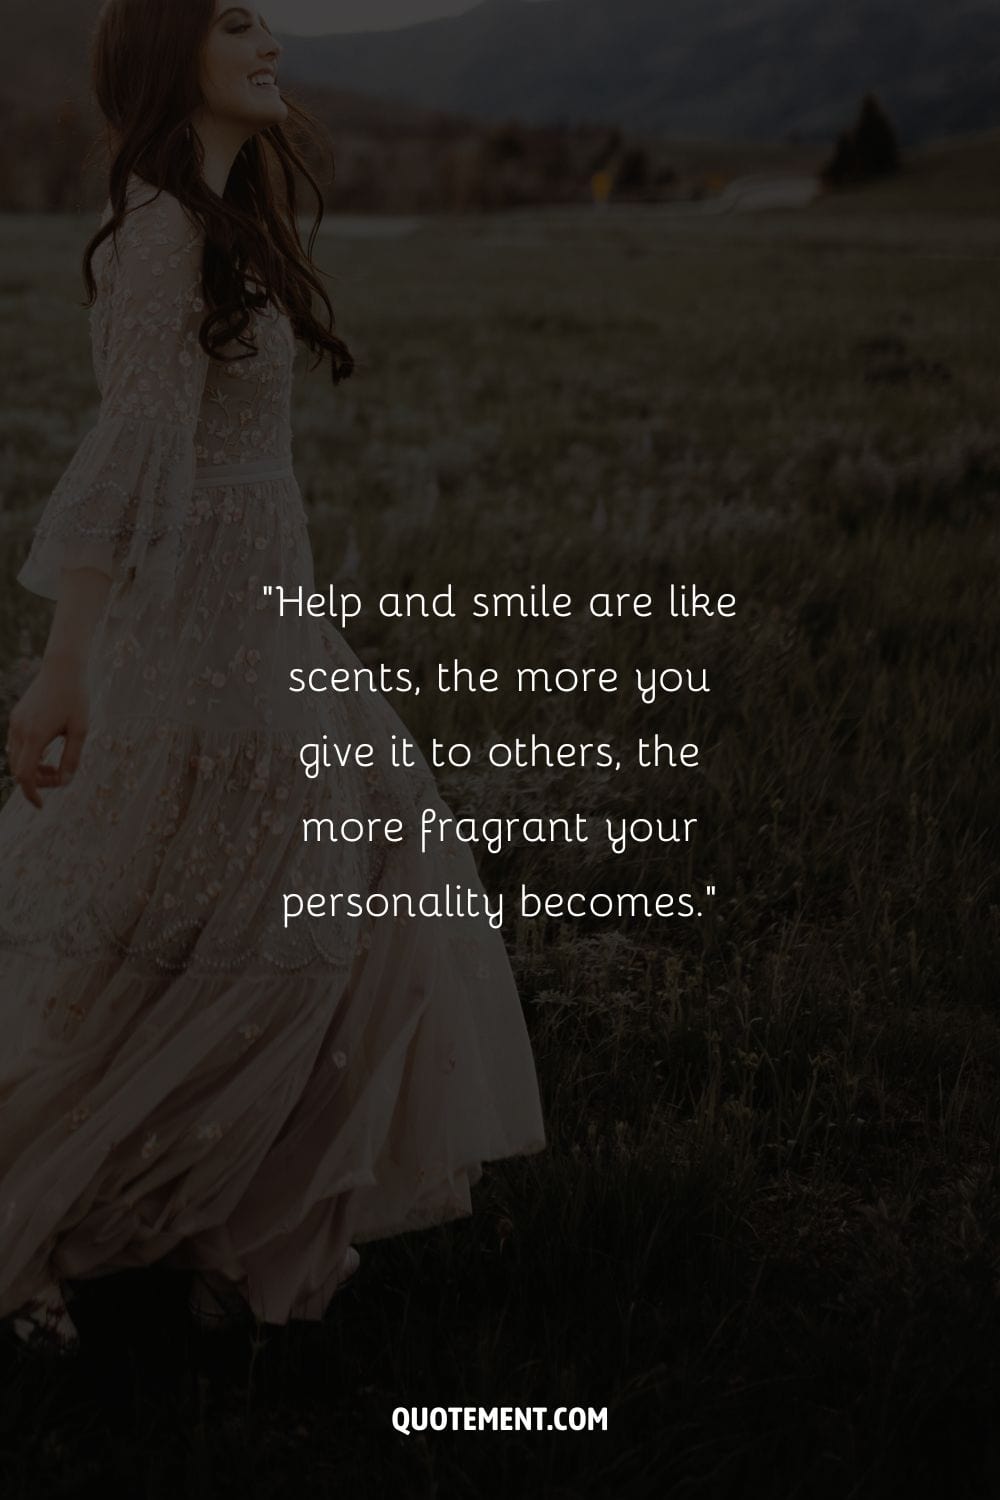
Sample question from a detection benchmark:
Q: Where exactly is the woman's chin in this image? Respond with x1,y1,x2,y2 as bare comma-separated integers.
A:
234,89,288,127
257,91,287,116
241,101,288,131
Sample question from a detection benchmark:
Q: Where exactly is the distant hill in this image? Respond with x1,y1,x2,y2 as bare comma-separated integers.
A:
5,0,998,149
3,0,91,106
279,0,1000,146
1,0,995,212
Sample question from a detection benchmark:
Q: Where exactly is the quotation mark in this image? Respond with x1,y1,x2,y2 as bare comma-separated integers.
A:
706,884,715,896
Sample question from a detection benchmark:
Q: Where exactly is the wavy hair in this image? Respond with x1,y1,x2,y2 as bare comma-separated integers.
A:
81,0,354,385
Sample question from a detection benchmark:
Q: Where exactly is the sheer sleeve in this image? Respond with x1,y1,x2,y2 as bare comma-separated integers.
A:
16,185,211,607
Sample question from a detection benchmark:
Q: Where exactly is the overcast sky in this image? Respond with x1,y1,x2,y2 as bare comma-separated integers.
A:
277,1,544,34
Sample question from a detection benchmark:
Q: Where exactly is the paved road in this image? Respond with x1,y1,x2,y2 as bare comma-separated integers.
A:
699,175,822,213
316,176,824,240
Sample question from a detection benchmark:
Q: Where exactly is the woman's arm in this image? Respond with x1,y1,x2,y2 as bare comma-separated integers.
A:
44,565,113,669
16,185,210,606
6,566,111,810
8,185,211,810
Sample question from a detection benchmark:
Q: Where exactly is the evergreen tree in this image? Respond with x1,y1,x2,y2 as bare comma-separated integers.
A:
821,93,901,188
854,93,902,176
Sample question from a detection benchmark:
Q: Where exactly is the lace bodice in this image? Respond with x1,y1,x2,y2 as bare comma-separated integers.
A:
17,175,297,606
90,178,296,471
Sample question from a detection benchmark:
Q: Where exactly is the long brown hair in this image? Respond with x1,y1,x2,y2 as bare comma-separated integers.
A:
82,0,354,385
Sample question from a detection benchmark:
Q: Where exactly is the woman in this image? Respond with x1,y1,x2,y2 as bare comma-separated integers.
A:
0,0,545,1354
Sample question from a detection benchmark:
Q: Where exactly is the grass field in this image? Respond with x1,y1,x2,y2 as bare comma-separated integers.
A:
0,140,999,1497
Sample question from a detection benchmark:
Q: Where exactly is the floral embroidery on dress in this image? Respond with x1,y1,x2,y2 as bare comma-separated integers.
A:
16,176,302,612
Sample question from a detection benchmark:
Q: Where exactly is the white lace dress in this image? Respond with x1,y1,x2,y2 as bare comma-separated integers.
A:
0,177,545,1324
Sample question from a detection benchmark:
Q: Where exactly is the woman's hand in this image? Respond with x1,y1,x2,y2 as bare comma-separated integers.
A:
5,653,89,811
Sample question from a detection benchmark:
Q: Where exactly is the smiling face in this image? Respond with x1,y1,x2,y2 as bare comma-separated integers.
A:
197,3,287,133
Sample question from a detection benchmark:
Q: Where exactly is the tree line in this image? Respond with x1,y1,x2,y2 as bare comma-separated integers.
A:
0,92,901,214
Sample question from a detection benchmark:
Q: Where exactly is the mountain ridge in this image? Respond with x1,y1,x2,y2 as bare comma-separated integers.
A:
277,0,999,145
3,0,995,147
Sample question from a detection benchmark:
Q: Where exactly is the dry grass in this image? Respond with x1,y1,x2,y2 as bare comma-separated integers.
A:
0,155,999,1497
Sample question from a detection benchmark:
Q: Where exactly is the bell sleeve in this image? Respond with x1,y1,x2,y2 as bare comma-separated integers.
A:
16,187,211,608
